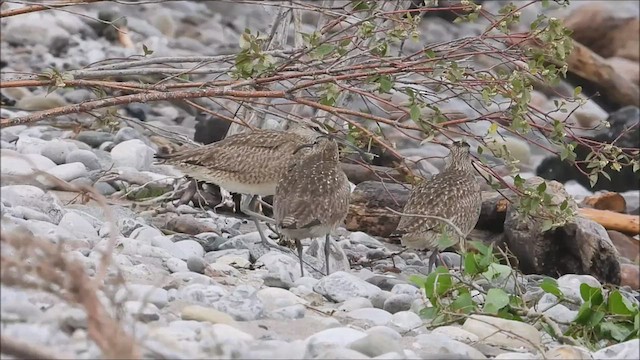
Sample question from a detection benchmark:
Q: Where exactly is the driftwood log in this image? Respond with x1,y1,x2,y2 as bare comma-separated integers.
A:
346,181,640,237
340,163,407,185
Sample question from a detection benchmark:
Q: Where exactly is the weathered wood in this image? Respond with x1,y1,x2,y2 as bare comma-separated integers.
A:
581,192,627,213
345,181,411,237
579,208,640,235
340,163,406,185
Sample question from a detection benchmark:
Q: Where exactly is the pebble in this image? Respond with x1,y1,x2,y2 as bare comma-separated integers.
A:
58,211,98,241
389,311,423,333
186,256,207,273
43,162,88,183
546,345,592,359
593,339,639,359
214,285,264,321
110,139,155,171
463,314,541,351
65,149,101,170
173,239,205,260
412,333,487,359
165,257,189,273
313,271,382,302
76,131,114,148
345,308,393,326
337,297,374,312
304,327,368,358
383,294,414,314
41,139,77,164
348,333,404,358
181,305,235,324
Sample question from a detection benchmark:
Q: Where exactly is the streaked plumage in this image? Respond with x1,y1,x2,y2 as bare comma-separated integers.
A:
394,141,481,270
155,126,320,247
155,127,319,196
274,136,351,276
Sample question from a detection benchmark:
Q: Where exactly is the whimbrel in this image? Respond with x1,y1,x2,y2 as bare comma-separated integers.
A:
393,141,481,271
155,125,319,247
273,136,351,277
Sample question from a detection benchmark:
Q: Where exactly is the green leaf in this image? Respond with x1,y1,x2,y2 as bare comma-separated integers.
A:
580,283,603,305
540,277,563,298
599,321,633,342
536,181,547,193
573,86,582,97
425,49,436,58
463,253,479,276
574,302,593,325
424,267,452,301
484,288,510,314
314,44,335,58
351,0,370,11
409,104,421,122
608,291,636,316
142,44,153,56
483,263,512,281
408,275,426,288
452,290,475,314
377,75,393,93
419,306,439,319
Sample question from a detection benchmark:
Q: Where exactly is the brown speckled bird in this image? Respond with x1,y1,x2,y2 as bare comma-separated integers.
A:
394,141,481,271
273,136,351,277
155,126,319,246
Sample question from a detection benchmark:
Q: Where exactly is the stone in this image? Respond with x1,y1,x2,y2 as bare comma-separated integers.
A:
256,287,307,312
16,136,47,154
204,262,241,278
557,274,602,303
462,314,541,351
1,151,56,176
546,345,593,359
383,294,414,314
304,327,368,358
58,211,98,241
313,271,382,302
621,264,640,290
166,257,189,273
76,131,114,148
65,149,101,170
348,333,404,358
43,162,88,183
181,305,235,325
124,301,160,322
16,93,68,111
431,326,479,343
390,283,421,297
173,240,205,260
186,256,207,274
214,285,264,321
371,290,393,309
349,231,387,248
412,333,487,359
257,251,303,288
176,284,228,306
315,348,369,359
366,326,402,341
337,297,374,312
41,140,77,164
504,177,620,285
345,308,393,326
1,185,65,224
593,339,639,359
269,304,306,320
114,127,145,144
494,353,539,359
110,139,155,171
389,311,423,333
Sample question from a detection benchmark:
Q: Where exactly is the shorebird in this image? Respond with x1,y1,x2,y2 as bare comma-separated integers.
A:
155,125,319,247
393,141,482,272
273,136,351,277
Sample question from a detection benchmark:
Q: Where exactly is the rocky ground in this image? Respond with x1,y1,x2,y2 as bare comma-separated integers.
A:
1,1,639,359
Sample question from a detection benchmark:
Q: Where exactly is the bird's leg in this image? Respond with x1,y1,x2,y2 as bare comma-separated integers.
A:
427,250,439,273
295,238,305,277
240,194,276,224
257,197,273,211
177,178,198,206
324,234,331,276
240,194,283,250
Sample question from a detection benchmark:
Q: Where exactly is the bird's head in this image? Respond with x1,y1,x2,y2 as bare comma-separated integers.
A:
445,140,473,171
